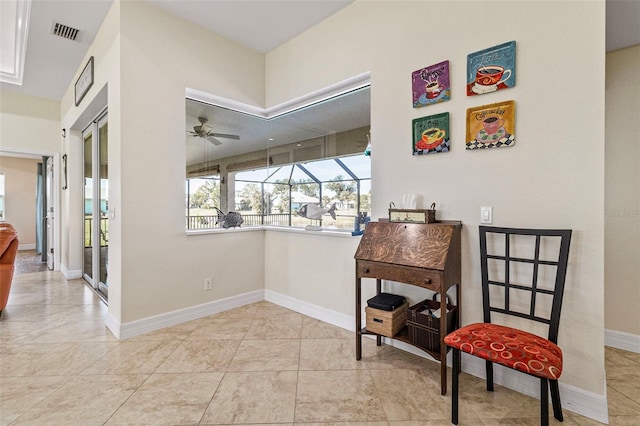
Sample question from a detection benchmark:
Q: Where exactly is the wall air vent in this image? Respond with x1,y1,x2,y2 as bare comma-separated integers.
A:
51,22,80,41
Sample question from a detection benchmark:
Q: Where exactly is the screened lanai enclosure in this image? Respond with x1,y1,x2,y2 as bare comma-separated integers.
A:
185,84,371,232
187,155,370,230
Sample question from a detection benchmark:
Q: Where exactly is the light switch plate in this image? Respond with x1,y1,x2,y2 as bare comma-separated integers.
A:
480,206,493,224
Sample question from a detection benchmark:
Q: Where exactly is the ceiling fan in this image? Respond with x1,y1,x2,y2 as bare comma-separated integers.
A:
188,117,240,145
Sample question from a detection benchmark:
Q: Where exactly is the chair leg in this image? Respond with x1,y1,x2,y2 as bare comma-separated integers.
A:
485,360,494,391
550,379,563,421
540,378,549,426
452,348,460,425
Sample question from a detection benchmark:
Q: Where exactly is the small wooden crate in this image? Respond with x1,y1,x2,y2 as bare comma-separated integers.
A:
365,302,408,337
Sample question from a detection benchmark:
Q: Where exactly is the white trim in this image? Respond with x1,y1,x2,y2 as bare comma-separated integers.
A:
186,71,371,119
0,148,58,159
264,289,354,331
105,312,121,340
60,263,82,279
1,150,61,272
461,354,609,424
109,289,265,340
0,0,31,85
264,289,609,424
18,243,36,250
605,328,640,353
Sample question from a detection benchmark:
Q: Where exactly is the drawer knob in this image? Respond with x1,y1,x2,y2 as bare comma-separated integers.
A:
364,268,370,273
424,278,432,284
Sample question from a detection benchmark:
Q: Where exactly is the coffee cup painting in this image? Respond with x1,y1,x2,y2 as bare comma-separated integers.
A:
466,101,515,150
467,41,516,96
412,60,451,107
413,112,450,155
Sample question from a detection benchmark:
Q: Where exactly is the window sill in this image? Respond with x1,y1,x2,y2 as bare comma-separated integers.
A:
186,225,359,238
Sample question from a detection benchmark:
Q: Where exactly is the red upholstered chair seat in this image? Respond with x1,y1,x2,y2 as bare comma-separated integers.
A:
444,322,563,380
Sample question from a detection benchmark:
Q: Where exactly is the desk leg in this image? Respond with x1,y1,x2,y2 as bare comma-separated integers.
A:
356,277,362,360
376,278,382,346
456,282,462,331
440,289,447,395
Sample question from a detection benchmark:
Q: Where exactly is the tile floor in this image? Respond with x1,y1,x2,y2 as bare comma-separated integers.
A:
1,271,639,425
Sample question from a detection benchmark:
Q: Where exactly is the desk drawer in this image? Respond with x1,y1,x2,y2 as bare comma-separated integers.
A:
357,261,442,290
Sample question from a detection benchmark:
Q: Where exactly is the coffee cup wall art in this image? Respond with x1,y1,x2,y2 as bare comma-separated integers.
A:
467,41,516,96
412,60,451,107
413,112,450,155
466,101,515,150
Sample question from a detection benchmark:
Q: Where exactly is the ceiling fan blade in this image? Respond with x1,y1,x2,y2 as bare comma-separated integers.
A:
206,136,223,145
210,132,240,140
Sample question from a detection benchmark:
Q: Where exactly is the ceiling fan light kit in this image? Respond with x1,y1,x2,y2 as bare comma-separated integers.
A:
188,117,240,145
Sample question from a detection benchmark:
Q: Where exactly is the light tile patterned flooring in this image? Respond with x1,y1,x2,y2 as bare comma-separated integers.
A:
1,271,639,425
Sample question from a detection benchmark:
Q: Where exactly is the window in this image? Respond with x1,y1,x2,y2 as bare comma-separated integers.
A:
185,84,371,231
232,155,370,230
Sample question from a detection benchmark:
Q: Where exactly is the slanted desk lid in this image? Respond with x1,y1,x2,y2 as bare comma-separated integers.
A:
354,221,459,271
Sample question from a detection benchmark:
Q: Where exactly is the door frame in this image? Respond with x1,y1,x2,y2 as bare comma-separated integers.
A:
81,110,108,295
0,148,61,271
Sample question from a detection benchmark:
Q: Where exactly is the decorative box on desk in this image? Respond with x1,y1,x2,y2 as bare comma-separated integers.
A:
354,220,462,395
365,301,408,338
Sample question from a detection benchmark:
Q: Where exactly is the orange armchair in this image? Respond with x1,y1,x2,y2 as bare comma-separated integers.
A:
0,223,19,317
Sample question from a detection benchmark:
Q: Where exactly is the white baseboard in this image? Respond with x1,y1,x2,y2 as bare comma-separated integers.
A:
101,287,611,424
264,289,609,425
605,328,640,353
108,289,265,340
60,263,82,280
461,354,609,424
264,289,354,332
18,243,36,250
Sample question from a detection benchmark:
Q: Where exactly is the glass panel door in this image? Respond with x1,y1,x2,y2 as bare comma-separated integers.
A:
97,118,108,297
83,129,94,283
46,157,54,270
82,112,108,300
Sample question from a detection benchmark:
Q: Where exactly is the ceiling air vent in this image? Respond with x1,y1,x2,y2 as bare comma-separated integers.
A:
51,22,80,41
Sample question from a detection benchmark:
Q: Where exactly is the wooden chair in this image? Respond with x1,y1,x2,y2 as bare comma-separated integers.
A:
444,226,572,426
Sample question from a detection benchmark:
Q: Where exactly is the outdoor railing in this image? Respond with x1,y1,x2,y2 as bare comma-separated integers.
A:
186,213,320,230
84,217,109,248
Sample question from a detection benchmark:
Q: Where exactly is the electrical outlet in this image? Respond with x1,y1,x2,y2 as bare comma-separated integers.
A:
204,278,212,291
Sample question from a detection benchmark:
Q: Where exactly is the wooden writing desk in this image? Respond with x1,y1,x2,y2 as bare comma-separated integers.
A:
354,220,462,395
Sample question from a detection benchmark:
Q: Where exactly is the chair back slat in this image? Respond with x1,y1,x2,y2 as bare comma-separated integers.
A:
479,226,572,343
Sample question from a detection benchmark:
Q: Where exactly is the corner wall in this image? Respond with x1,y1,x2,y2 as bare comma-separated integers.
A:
266,0,606,406
605,45,640,346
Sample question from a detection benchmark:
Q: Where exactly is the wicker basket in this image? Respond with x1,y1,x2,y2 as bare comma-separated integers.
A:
407,296,457,352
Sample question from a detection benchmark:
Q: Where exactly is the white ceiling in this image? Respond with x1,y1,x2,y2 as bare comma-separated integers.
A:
0,0,638,101
148,0,354,54
185,86,371,166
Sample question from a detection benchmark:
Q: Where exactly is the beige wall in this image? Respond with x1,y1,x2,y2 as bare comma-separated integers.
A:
0,90,60,252
0,90,61,155
266,0,606,397
0,157,40,246
58,0,267,324
605,45,640,336
265,231,362,315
